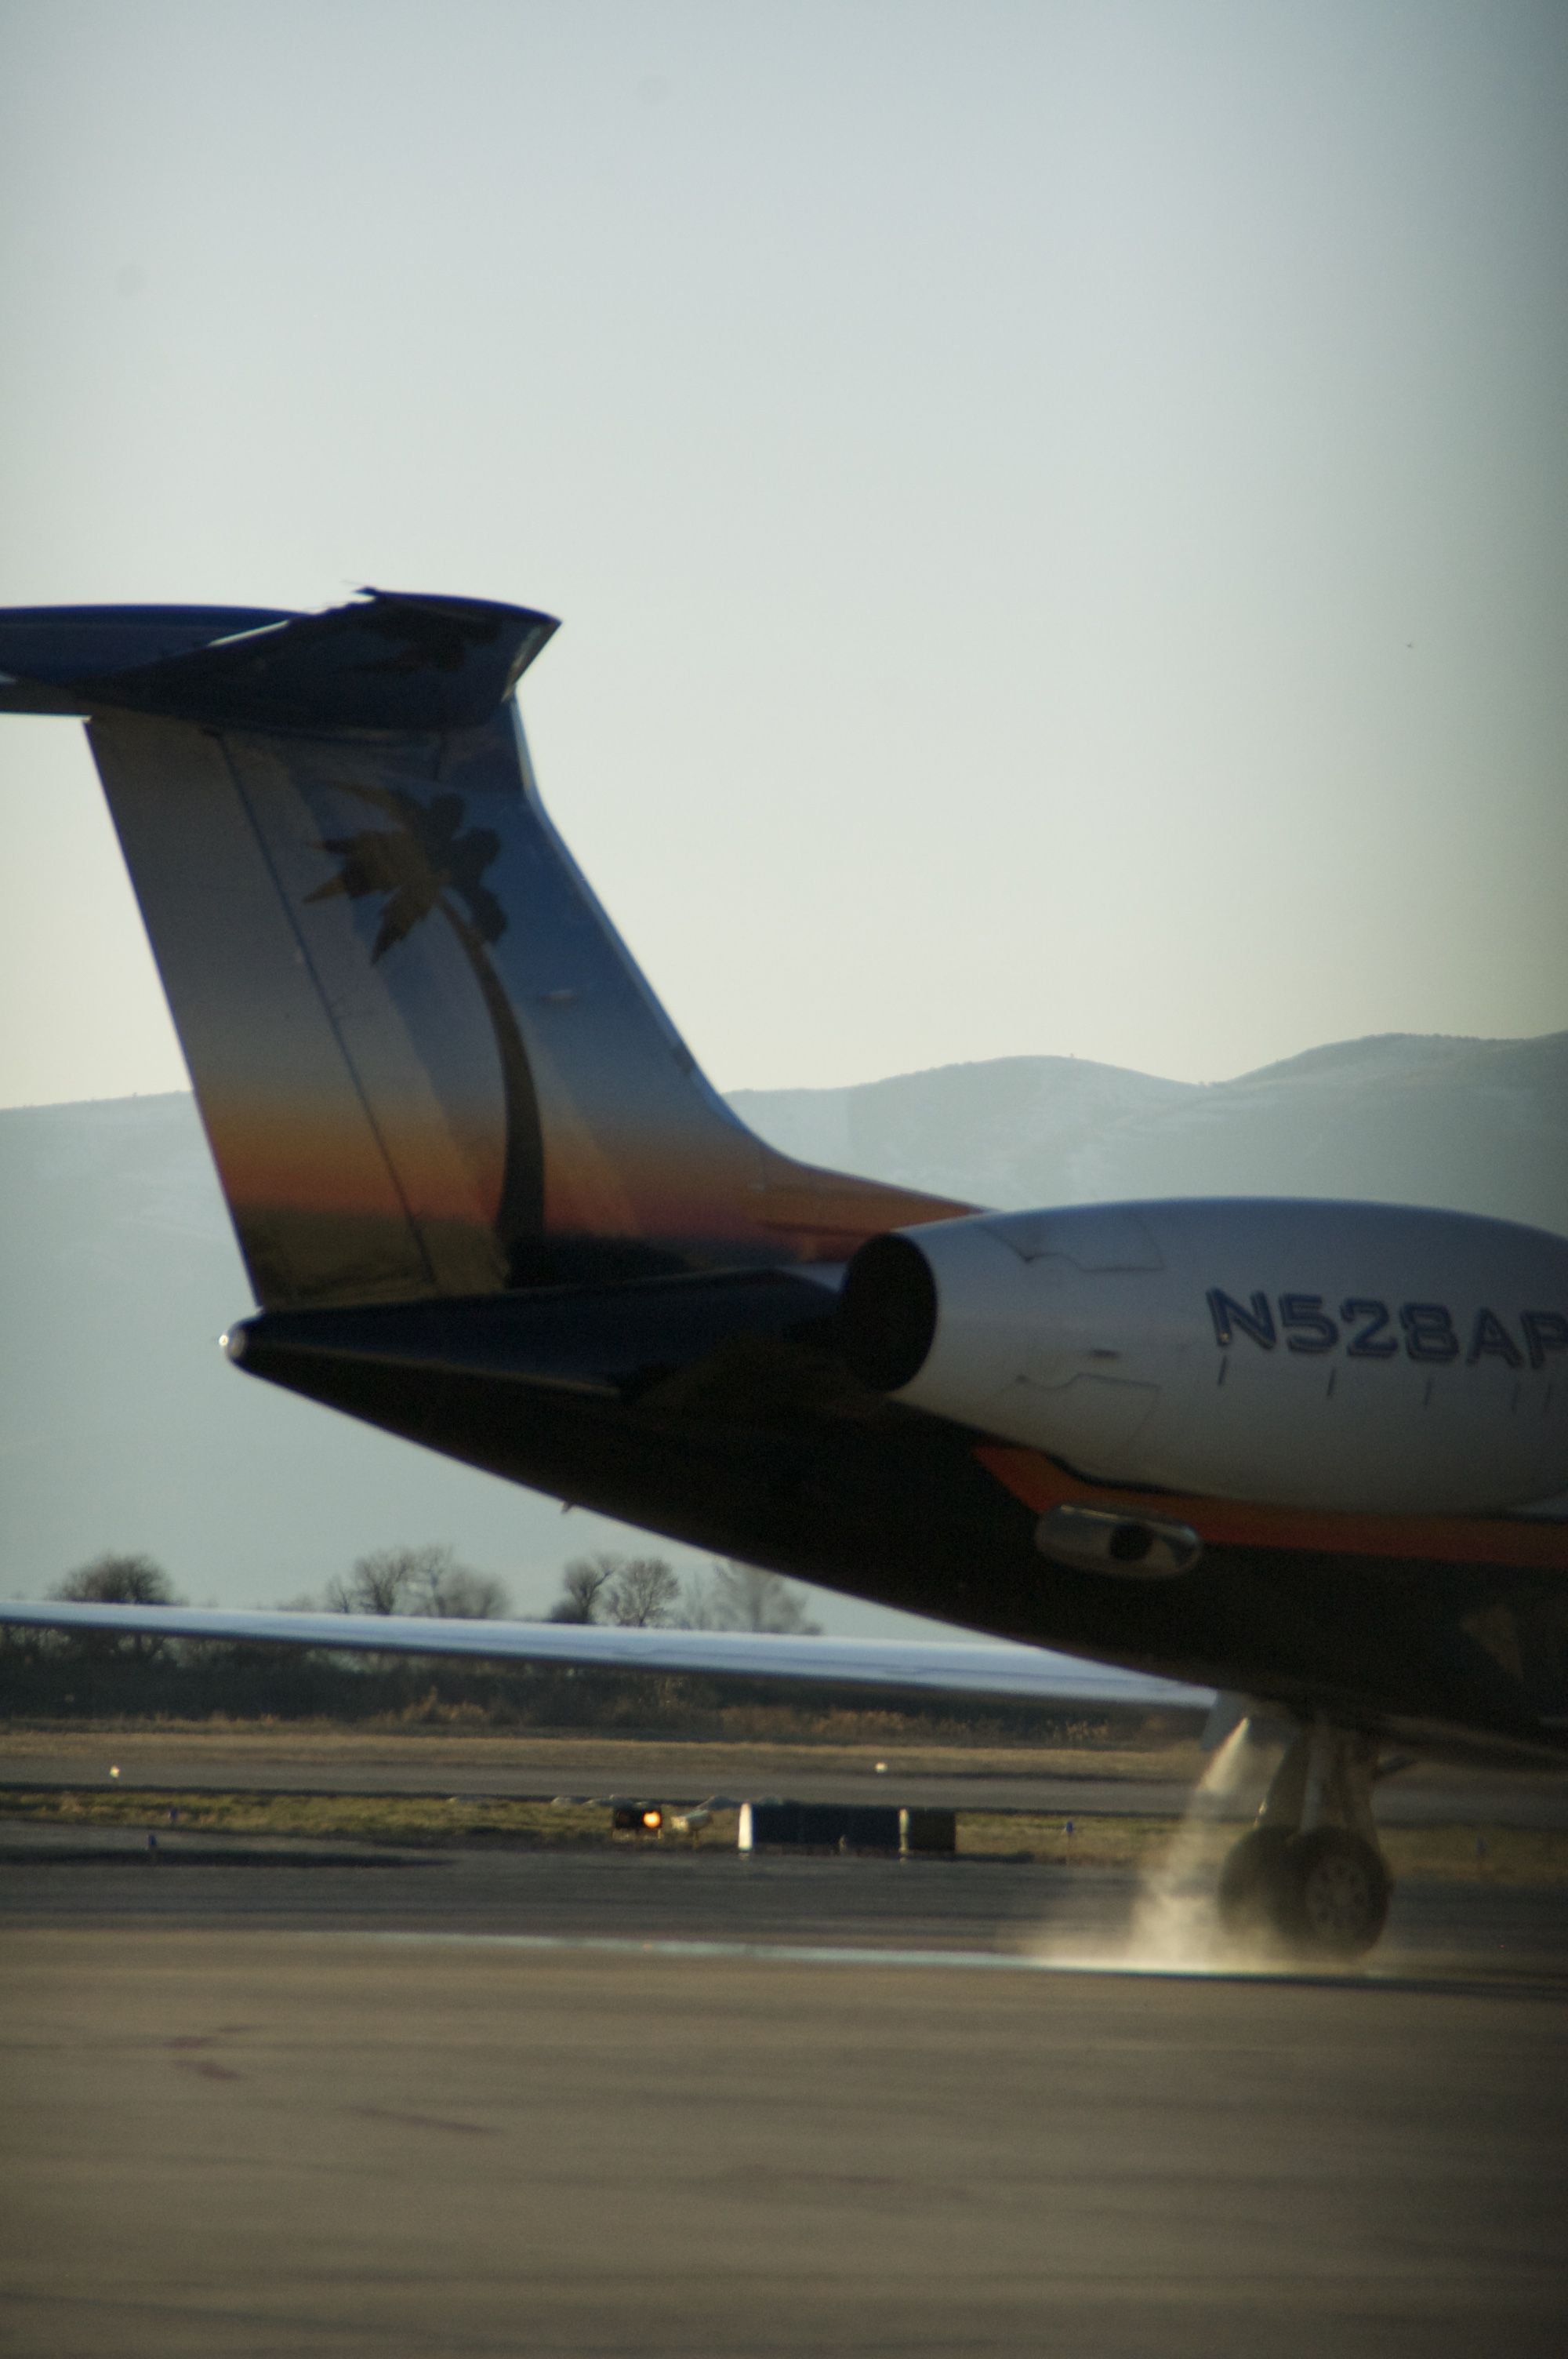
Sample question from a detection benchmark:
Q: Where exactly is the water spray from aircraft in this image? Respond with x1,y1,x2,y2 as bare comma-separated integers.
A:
1018,1720,1348,1978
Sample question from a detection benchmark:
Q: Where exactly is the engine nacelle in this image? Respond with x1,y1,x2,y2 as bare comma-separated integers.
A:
838,1198,1568,1515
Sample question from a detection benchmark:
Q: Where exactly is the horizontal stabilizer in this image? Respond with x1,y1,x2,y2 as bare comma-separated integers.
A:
0,1599,1214,1711
223,1267,838,1394
0,603,295,714
0,591,557,731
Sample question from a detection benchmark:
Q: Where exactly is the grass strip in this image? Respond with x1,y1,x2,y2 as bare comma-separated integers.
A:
4,1789,1565,1882
960,1812,1568,1882
0,1790,615,1848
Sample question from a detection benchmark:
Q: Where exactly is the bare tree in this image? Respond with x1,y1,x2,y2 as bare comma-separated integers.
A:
324,1544,506,1619
49,1553,183,1659
604,1556,682,1628
548,1555,620,1624
548,1552,683,1627
420,1565,511,1620
702,1561,821,1635
324,1549,414,1616
679,1567,721,1629
53,1554,180,1608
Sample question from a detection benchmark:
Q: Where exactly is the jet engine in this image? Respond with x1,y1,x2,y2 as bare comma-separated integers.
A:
838,1198,1568,1516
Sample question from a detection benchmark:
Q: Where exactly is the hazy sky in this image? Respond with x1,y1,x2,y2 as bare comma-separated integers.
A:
2,0,1566,1110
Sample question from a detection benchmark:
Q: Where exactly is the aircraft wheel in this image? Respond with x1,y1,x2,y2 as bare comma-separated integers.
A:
1281,1826,1391,1958
1216,1826,1294,1936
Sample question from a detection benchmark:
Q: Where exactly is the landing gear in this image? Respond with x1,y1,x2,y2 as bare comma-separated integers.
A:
1216,1825,1294,1935
1287,1826,1390,1954
1217,1722,1392,1961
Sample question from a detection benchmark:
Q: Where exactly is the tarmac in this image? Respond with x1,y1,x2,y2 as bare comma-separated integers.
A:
6,1729,1568,1823
2,1827,1567,2356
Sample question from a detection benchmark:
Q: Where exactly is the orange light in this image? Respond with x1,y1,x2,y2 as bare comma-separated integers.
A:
641,1809,662,1830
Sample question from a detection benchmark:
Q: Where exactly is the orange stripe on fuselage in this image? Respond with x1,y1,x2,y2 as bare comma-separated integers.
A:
975,1443,1568,1572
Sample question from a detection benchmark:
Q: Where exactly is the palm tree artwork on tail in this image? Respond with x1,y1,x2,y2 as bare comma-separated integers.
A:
306,783,546,1273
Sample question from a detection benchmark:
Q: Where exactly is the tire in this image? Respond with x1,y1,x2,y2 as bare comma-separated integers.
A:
1280,1826,1391,1959
1216,1826,1294,1936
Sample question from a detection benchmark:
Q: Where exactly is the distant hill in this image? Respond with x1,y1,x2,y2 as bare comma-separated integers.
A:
732,1033,1568,1233
2,1034,1564,1613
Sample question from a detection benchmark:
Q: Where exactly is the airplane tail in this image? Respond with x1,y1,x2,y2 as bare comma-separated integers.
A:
1,592,964,1309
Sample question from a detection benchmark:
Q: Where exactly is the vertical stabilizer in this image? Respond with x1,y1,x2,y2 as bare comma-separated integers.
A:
3,592,967,1308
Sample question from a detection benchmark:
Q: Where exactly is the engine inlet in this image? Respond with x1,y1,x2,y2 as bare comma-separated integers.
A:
838,1234,938,1392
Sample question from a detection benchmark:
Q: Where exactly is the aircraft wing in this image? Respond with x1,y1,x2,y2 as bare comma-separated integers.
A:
0,1599,1213,1710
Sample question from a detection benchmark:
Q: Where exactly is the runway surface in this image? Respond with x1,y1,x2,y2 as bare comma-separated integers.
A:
5,1729,1566,1823
4,1917,1566,2357
3,1837,1567,2355
4,1826,1568,1976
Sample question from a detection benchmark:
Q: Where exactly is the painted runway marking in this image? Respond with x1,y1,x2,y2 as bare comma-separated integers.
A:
310,1930,1566,1999
319,1929,1381,1990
